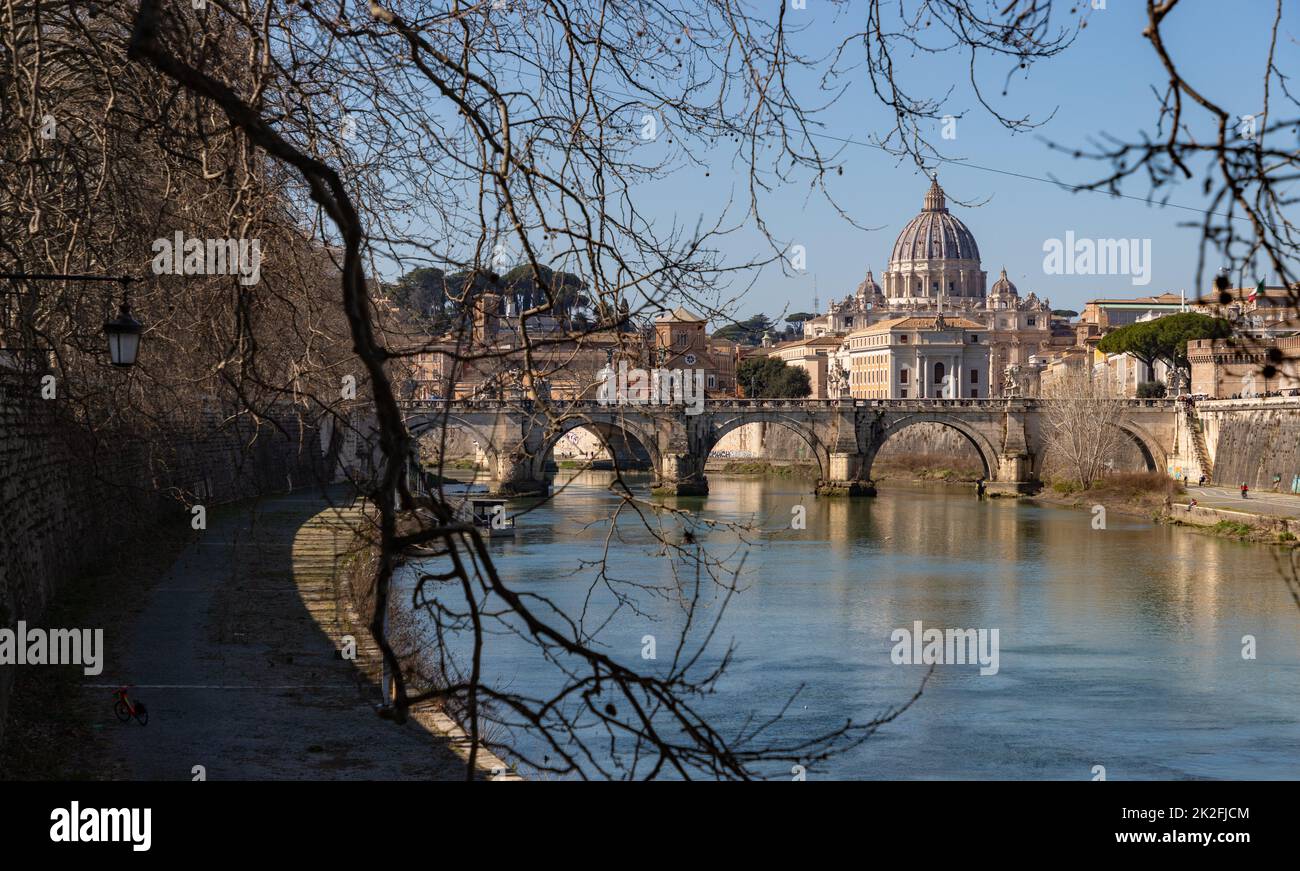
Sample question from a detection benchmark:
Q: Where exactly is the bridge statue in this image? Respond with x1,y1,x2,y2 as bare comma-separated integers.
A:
398,397,1178,499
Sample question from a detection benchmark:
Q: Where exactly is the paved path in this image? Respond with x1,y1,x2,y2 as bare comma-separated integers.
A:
99,487,507,780
1184,485,1300,518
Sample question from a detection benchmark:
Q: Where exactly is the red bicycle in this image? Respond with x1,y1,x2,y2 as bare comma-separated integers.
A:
112,687,149,726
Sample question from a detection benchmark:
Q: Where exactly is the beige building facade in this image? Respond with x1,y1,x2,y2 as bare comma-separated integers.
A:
763,335,843,398
844,315,990,400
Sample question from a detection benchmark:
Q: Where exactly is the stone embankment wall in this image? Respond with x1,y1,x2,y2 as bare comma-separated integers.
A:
1196,397,1300,490
712,421,974,467
1163,503,1297,539
418,427,649,471
0,370,334,741
711,421,820,462
416,426,480,463
874,423,979,461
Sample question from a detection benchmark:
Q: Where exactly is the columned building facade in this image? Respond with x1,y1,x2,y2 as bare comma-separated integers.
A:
845,315,990,399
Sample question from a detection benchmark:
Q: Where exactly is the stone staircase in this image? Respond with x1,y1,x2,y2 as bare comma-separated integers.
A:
1182,402,1214,482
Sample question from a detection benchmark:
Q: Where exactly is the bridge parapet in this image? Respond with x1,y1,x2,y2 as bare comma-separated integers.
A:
398,397,1180,414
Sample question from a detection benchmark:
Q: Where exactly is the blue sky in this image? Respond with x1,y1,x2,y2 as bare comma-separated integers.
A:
627,0,1298,322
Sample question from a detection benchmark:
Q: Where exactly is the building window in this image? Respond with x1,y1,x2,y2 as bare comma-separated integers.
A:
934,361,945,385
970,334,979,342
900,389,908,398
970,369,978,384
900,335,909,344
707,374,716,388
899,369,909,384
676,332,687,346
1027,317,1037,326
970,388,978,398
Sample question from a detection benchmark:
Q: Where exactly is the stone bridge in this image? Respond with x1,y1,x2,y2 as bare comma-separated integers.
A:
400,398,1180,497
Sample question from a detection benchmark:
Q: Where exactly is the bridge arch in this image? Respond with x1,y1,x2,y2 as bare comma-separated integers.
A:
407,413,501,471
1113,420,1165,473
864,413,1001,481
533,413,660,477
1029,418,1167,477
705,413,829,479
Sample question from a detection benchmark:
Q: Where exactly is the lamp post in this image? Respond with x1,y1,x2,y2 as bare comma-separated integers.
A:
1,272,144,369
104,294,143,368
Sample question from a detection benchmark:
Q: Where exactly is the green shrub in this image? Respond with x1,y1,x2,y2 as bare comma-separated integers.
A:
718,461,817,478
1210,520,1254,538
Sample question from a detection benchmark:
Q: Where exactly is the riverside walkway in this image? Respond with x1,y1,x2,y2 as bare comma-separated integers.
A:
1185,484,1300,519
99,486,510,780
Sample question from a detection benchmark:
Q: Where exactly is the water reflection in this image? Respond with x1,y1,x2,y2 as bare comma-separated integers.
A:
412,471,1300,779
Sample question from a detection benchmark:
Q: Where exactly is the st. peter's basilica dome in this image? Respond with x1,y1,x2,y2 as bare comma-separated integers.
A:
881,178,986,304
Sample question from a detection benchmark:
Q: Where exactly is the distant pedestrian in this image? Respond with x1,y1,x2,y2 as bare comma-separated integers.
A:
1188,498,1198,510
1197,474,1206,487
1241,482,1249,499
1273,473,1282,492
976,478,986,499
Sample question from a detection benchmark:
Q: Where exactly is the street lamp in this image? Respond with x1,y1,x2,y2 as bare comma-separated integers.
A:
2,272,144,369
103,295,143,367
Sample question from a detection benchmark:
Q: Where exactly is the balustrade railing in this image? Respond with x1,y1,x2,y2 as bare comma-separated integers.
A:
396,396,1178,412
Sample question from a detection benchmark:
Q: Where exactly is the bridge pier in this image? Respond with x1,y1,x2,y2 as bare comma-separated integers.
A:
816,451,876,497
652,452,709,497
984,452,1037,497
490,452,551,497
816,479,877,497
491,478,552,497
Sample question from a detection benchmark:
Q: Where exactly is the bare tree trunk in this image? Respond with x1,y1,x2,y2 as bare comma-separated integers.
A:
1042,368,1131,490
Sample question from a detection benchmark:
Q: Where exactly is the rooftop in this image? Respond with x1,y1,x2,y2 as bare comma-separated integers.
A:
853,315,987,334
771,335,844,350
656,306,705,322
1085,292,1186,306
1194,286,1298,307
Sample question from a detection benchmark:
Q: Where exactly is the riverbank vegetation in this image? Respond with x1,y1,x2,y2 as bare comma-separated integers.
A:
872,454,983,483
1038,471,1183,515
1163,512,1300,548
715,460,818,478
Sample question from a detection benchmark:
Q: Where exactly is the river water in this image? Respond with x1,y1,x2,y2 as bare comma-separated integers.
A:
404,471,1300,780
